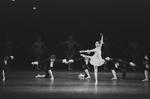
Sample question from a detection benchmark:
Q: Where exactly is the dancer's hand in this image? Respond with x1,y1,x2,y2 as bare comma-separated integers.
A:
87,50,90,54
68,59,74,63
79,50,82,53
130,62,136,67
10,56,14,60
100,33,103,36
80,54,85,57
31,61,39,65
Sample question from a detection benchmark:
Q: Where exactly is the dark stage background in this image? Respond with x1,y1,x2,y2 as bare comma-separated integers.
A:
0,0,150,71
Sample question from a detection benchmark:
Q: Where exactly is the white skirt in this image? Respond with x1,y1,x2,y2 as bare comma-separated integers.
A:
90,54,105,66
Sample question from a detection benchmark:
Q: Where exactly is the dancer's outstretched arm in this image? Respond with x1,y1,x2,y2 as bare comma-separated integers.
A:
99,33,104,48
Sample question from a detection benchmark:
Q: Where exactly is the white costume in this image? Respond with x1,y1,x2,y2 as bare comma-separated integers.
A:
90,47,105,66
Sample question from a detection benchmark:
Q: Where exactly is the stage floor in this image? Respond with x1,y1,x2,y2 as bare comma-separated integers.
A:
0,70,150,99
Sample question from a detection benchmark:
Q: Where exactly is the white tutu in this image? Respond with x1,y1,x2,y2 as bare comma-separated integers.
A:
90,54,105,66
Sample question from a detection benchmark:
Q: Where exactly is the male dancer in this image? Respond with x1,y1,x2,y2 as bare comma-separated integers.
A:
105,57,136,80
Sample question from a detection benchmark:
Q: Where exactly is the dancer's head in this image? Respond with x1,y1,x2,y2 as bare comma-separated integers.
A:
105,57,111,61
37,36,41,41
143,55,149,64
69,35,73,40
84,57,90,63
50,55,56,62
5,35,9,41
95,41,100,47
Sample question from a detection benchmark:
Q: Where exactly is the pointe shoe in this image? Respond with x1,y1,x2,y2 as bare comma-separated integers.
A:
51,77,54,80
95,81,98,86
2,78,5,81
35,74,40,78
142,79,149,82
85,76,91,79
111,77,117,80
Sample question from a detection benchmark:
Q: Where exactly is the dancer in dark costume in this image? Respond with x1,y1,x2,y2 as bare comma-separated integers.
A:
142,55,149,82
0,35,20,69
32,55,67,79
124,37,145,70
67,57,91,79
103,37,121,70
30,36,49,70
105,57,136,80
0,55,14,81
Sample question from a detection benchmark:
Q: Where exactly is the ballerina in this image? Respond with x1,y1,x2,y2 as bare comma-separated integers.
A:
79,33,105,85
29,36,49,70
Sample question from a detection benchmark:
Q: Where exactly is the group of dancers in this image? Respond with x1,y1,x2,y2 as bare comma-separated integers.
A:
0,33,149,85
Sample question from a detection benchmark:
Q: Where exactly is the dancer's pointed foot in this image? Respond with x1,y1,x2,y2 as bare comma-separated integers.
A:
111,77,117,80
95,81,98,86
2,78,5,81
35,74,40,78
85,76,91,79
142,79,149,82
50,77,54,80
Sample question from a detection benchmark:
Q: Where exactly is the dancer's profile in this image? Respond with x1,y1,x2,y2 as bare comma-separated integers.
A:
79,33,105,85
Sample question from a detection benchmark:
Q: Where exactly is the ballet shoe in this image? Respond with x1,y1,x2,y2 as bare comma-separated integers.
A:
2,78,5,81
85,76,91,79
35,74,40,78
142,79,149,82
68,68,73,70
95,81,98,86
51,77,54,80
111,77,117,80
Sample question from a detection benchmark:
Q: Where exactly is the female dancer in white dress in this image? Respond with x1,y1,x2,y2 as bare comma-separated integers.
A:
79,33,105,85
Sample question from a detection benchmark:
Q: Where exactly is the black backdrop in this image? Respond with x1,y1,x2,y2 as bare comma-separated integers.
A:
0,0,150,71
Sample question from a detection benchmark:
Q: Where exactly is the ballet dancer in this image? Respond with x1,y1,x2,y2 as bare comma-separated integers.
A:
79,33,105,85
30,36,49,70
0,35,20,69
103,37,122,70
62,34,83,70
105,57,136,80
142,55,149,82
0,55,14,81
67,57,91,79
31,54,67,80
124,37,145,70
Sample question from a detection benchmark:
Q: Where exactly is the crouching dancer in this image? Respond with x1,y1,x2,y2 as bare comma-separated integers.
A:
105,57,136,80
32,54,67,80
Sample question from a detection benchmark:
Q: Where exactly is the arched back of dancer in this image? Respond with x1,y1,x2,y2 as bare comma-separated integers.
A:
30,36,49,70
105,57,136,80
79,33,105,85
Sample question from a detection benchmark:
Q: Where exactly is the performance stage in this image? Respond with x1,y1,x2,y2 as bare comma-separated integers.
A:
0,70,150,99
